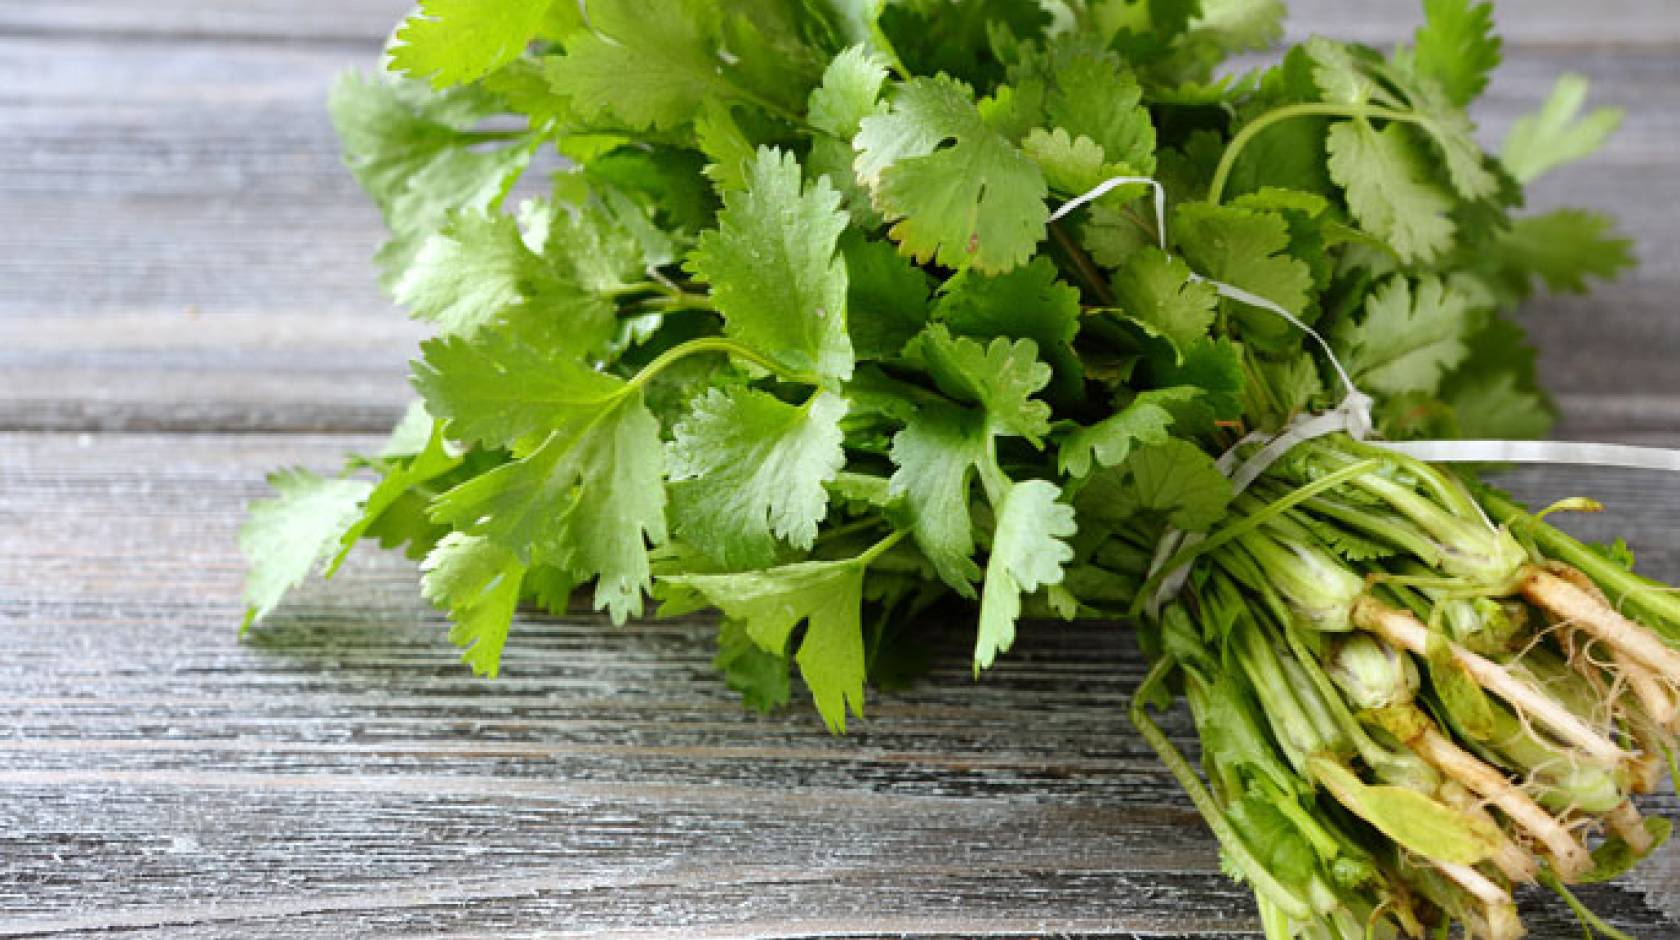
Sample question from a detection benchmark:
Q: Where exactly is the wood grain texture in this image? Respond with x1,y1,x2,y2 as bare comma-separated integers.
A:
1,433,1677,937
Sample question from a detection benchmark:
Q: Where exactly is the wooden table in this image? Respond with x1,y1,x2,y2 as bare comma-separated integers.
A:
3,2,1678,936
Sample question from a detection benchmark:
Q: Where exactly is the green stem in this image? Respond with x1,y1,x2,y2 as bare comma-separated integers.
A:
626,336,818,394
1482,489,1680,643
1049,221,1116,306
1540,871,1638,940
1130,655,1317,921
1131,458,1384,616
814,516,888,547
855,528,910,567
1207,103,1424,206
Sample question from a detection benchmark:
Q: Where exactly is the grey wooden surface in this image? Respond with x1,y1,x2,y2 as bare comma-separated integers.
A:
1,2,1677,937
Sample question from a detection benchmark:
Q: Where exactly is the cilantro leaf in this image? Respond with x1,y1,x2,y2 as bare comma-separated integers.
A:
1058,387,1198,478
1145,335,1246,425
841,232,933,359
431,390,666,623
1501,74,1624,185
1128,438,1233,530
1440,315,1554,440
975,479,1076,671
1326,120,1456,264
329,421,464,574
1174,203,1314,315
662,558,871,732
854,75,1049,273
689,148,855,382
390,0,555,89
1335,275,1474,398
1406,0,1501,108
1042,43,1156,173
889,403,988,594
1484,209,1635,299
546,0,813,131
329,74,533,285
934,256,1083,397
668,389,849,569
240,470,374,629
394,211,612,349
715,618,793,713
420,532,527,677
1110,247,1219,355
412,327,626,451
809,45,891,138
906,325,1053,444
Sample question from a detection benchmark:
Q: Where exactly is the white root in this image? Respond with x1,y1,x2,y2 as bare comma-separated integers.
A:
1616,649,1679,728
1353,598,1632,769
1433,861,1525,940
1523,567,1680,683
1607,800,1656,856
1436,780,1540,884
1407,725,1594,882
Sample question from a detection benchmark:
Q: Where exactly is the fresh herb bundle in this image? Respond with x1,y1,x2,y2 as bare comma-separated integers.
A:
241,0,1679,936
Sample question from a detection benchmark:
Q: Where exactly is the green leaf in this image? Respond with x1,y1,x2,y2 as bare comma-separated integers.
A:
1502,74,1623,185
1146,335,1246,424
330,422,464,574
689,148,854,382
808,45,891,138
546,0,811,131
1441,315,1554,440
668,389,849,569
1174,203,1314,315
975,479,1076,671
1407,0,1501,108
715,618,793,713
1110,247,1219,355
240,470,374,628
1021,126,1117,197
1041,41,1157,173
1335,275,1474,398
889,403,988,595
906,325,1053,444
431,391,666,623
328,74,533,285
420,532,527,677
1191,0,1286,54
1326,120,1456,264
412,327,626,451
841,232,933,359
663,558,871,732
1058,387,1197,478
390,0,555,88
877,0,1050,88
1129,439,1232,530
854,75,1048,273
394,211,613,347
1485,209,1635,298
694,99,760,192
934,256,1083,397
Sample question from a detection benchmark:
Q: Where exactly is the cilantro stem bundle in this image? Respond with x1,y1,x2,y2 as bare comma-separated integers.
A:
238,0,1673,936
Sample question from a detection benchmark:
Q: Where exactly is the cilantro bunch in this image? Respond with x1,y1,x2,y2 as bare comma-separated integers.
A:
244,0,1630,725
237,0,1680,934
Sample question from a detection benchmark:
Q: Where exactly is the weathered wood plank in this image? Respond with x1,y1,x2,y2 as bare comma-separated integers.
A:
0,34,1678,434
1,432,1677,935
